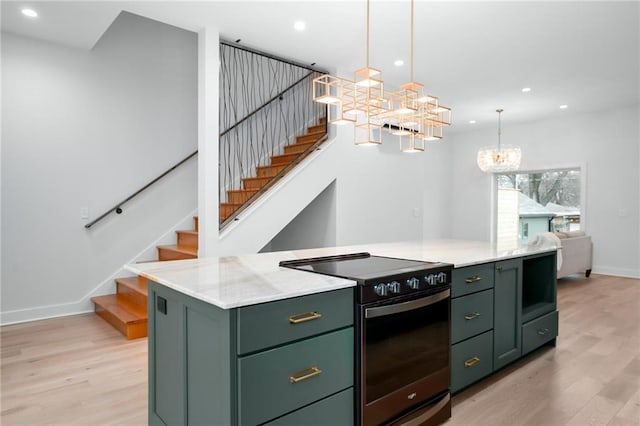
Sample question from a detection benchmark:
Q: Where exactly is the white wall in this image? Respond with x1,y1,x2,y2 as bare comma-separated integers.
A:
1,12,198,323
422,140,453,239
449,105,640,277
333,126,426,246
260,180,337,253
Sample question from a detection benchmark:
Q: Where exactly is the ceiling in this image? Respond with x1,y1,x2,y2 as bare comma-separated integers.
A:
2,1,638,133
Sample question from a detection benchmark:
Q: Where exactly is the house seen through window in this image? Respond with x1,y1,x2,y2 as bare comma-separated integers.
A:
496,169,581,247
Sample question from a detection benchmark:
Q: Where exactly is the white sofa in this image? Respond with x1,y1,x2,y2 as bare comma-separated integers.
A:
555,231,593,278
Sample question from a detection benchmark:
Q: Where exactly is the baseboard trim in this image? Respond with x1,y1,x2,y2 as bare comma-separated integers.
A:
1,208,198,326
592,265,640,279
1,304,94,326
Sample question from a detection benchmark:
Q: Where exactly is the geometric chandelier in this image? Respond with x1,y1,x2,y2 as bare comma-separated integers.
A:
312,0,451,152
477,109,522,172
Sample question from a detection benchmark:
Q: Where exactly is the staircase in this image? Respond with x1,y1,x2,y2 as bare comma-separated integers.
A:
220,118,327,224
92,119,327,339
91,216,198,339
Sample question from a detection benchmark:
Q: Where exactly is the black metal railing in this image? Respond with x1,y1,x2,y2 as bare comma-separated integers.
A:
219,41,326,225
85,40,327,229
84,150,197,228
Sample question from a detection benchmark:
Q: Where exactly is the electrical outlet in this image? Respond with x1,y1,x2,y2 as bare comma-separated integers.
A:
413,207,421,218
80,207,89,219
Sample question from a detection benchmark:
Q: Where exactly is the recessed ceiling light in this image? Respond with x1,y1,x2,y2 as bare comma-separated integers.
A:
394,59,404,67
21,8,38,18
294,21,306,31
469,120,477,124
559,104,568,109
521,87,531,93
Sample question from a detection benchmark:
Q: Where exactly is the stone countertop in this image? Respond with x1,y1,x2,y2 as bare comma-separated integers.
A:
124,239,557,309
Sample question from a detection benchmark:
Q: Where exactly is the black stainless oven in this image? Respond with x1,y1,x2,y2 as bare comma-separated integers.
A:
359,287,450,426
280,253,453,426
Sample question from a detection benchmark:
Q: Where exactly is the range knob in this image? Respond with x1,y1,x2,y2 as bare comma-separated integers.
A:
373,283,389,296
406,277,421,290
425,274,436,286
387,281,401,294
437,272,448,284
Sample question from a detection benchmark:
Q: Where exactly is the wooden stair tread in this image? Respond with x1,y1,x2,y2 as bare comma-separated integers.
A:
176,229,198,236
92,295,147,324
157,245,197,256
115,277,147,297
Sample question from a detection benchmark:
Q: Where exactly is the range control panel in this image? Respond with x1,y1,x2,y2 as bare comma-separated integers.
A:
359,266,452,304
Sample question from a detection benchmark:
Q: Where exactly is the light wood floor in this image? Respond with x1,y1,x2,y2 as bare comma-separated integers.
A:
1,274,639,425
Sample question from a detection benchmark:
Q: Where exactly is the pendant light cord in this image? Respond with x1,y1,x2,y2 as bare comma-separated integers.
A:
366,0,370,68
497,108,503,150
410,0,414,82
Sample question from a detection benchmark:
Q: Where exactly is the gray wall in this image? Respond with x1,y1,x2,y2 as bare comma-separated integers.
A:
1,12,198,323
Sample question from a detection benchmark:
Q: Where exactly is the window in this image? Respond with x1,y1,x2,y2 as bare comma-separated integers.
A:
496,169,582,246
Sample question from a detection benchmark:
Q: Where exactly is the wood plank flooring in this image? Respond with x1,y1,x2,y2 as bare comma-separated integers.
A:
1,274,638,425
446,274,640,426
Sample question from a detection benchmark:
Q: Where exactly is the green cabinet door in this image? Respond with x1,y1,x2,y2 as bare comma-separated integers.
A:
493,258,522,370
150,286,185,426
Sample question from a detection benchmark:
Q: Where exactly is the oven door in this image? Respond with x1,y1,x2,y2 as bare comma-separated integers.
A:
358,288,451,426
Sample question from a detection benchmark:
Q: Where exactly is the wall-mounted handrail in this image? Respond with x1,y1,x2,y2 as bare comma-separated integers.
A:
85,40,326,230
84,150,197,229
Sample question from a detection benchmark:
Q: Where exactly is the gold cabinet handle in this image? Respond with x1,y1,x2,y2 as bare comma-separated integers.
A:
288,311,322,324
496,265,504,271
289,366,322,383
537,328,550,336
465,276,482,284
464,312,481,321
464,357,480,368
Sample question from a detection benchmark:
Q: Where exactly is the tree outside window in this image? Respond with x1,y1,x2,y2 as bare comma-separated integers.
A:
496,169,581,246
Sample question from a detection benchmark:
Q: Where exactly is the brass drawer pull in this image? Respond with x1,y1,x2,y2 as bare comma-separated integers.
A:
496,265,504,271
537,328,550,336
464,312,481,321
289,366,322,383
464,357,480,368
288,311,322,324
465,276,482,284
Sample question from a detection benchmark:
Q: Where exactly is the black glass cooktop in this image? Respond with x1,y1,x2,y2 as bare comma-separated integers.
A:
279,252,445,281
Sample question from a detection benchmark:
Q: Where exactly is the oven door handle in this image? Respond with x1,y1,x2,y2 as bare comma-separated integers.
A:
365,289,450,319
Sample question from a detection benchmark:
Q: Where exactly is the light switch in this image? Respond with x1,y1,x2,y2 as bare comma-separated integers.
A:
80,207,89,219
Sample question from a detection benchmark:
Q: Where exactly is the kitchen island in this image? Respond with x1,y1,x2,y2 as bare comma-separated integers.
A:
126,239,558,426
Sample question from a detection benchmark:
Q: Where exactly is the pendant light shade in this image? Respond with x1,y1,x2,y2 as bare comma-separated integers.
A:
477,109,521,173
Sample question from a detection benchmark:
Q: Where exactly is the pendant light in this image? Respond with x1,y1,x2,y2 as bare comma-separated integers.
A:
312,0,451,149
477,109,521,173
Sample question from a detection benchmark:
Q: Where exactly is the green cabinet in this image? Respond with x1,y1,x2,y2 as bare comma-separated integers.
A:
451,289,493,344
450,265,496,393
451,251,558,394
238,328,353,425
451,330,493,392
148,282,354,426
493,258,523,370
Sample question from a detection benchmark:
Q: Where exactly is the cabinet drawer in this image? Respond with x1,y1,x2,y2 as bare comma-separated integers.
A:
451,289,494,344
237,288,353,355
522,310,558,355
452,264,495,297
451,330,493,393
238,327,354,425
265,388,354,426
